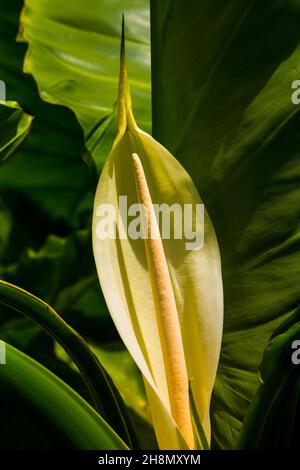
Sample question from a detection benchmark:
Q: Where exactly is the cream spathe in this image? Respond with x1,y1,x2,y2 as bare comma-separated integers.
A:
92,27,223,450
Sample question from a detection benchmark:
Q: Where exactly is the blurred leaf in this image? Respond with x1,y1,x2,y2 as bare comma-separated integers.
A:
1,229,118,340
19,0,151,171
151,0,300,448
238,306,300,449
55,341,158,449
0,317,40,350
0,343,127,449
0,228,119,415
0,188,12,259
0,280,135,447
0,100,32,164
3,229,95,304
90,344,149,423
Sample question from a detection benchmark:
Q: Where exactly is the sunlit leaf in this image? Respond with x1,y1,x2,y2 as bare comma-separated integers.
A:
0,0,91,224
19,0,151,170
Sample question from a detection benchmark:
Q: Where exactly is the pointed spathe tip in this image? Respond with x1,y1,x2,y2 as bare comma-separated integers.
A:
121,14,125,61
117,15,136,134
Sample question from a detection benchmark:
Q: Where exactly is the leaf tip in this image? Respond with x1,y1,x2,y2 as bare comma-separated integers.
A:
117,17,136,134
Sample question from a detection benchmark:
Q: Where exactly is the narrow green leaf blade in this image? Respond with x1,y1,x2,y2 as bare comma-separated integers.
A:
0,342,127,449
189,386,210,450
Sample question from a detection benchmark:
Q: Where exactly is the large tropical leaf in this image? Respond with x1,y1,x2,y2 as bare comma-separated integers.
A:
238,305,300,449
0,342,127,449
150,0,300,448
0,0,91,225
19,0,151,170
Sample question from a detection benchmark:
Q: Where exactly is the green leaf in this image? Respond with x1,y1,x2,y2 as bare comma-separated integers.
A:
89,344,150,423
1,227,147,439
55,341,158,449
0,0,91,225
0,229,118,342
0,199,13,259
0,100,32,164
238,306,300,449
0,280,135,448
151,0,300,448
19,0,151,171
3,229,98,306
0,342,127,449
189,386,210,450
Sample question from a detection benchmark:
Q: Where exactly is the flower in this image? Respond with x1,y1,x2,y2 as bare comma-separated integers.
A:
92,25,223,450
